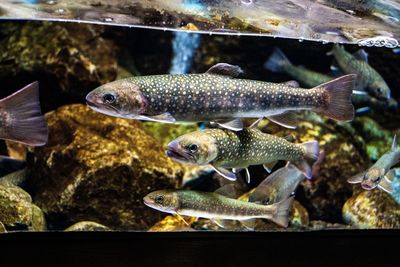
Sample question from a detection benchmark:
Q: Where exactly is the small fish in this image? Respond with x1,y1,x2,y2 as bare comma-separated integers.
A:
327,44,391,101
264,47,333,88
249,164,305,205
0,82,48,146
352,93,398,113
86,63,355,130
166,127,319,181
348,135,399,192
143,189,294,228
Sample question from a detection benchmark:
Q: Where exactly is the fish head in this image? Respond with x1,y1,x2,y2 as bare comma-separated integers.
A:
361,167,385,190
86,79,147,118
143,190,179,213
369,80,391,101
166,131,218,165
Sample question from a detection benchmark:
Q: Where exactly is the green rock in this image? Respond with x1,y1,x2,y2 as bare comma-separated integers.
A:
0,183,32,227
29,204,47,231
65,221,110,232
343,190,400,229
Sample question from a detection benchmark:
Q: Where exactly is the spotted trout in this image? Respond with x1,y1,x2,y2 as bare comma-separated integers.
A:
328,44,391,101
348,135,399,193
166,126,319,182
86,63,355,130
143,189,294,228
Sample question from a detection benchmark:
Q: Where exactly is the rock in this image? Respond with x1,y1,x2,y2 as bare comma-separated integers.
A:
257,116,369,223
29,204,47,231
0,183,33,228
65,221,110,232
342,190,400,228
0,222,6,233
27,104,185,230
148,216,196,232
309,220,351,230
0,21,118,111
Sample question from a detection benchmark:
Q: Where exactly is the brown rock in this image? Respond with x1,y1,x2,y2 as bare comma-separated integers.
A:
65,221,110,232
342,190,400,229
27,104,184,230
0,183,32,227
29,204,47,231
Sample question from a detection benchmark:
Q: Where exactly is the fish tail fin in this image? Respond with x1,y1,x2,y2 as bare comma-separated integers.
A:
292,141,319,179
0,82,48,146
313,74,356,122
264,47,291,73
268,196,294,228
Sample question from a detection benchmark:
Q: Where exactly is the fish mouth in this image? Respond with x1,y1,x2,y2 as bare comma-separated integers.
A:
361,182,375,190
143,196,155,207
166,143,195,164
86,100,120,115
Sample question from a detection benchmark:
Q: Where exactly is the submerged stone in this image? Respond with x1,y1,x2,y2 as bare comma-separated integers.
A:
27,104,185,230
0,221,6,233
0,183,33,228
65,221,110,231
342,190,400,229
29,204,47,232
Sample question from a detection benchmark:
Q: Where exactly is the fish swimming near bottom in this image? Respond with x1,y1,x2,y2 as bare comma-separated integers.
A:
0,82,48,146
143,189,294,228
348,135,399,193
249,164,305,205
166,127,319,182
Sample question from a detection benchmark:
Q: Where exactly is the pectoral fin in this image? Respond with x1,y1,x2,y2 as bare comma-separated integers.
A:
175,213,191,226
206,63,244,78
378,178,393,194
244,168,251,183
214,118,243,131
211,164,237,181
241,219,256,230
267,112,297,129
347,172,365,184
136,112,176,123
263,161,278,173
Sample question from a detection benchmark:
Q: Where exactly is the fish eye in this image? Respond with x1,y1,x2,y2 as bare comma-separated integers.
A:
103,93,116,104
155,195,164,204
262,197,270,205
188,143,198,153
373,176,381,183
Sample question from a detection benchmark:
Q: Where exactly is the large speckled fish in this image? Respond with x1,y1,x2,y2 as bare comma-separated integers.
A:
143,189,294,228
328,44,391,101
166,126,319,182
86,63,355,130
249,164,305,205
0,82,47,146
348,135,399,193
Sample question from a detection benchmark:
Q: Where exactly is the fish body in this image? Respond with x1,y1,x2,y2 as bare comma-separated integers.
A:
264,47,332,88
328,44,391,100
249,164,305,205
348,135,400,192
86,63,355,130
143,189,294,227
166,127,319,180
0,82,48,146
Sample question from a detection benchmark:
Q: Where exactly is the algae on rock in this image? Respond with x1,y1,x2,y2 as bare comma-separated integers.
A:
27,104,185,230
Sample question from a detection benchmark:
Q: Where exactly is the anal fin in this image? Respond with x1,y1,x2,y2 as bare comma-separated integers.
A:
241,219,256,230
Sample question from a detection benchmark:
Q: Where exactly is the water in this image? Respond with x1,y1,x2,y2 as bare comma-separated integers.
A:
0,2,398,233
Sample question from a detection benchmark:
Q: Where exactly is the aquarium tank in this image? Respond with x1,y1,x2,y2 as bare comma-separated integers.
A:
0,0,398,234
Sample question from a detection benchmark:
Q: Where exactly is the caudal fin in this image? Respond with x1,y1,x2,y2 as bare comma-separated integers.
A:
292,141,319,179
264,47,291,73
0,82,48,146
268,196,294,228
313,74,356,122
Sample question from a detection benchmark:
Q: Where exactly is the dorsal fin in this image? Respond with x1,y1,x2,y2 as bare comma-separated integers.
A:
353,49,368,63
206,63,244,78
283,80,300,88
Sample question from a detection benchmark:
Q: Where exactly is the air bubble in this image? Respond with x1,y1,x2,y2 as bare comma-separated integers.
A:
357,36,399,48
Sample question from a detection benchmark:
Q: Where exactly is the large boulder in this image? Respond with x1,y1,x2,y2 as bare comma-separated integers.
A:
342,190,400,228
27,104,185,230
